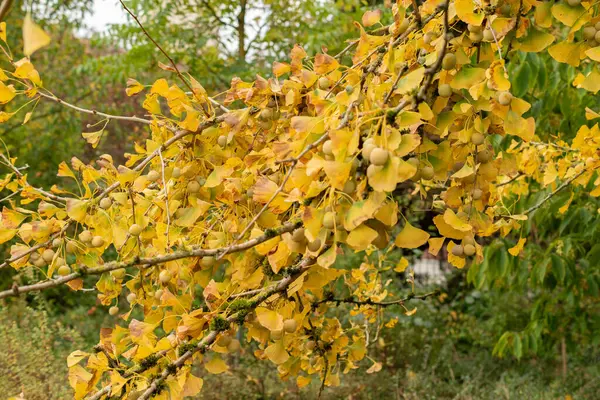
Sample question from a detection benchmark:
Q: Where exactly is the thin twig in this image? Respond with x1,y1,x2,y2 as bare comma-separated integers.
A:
118,0,211,118
314,290,439,307
0,152,68,203
416,1,450,103
37,92,153,125
158,147,170,249
523,168,586,215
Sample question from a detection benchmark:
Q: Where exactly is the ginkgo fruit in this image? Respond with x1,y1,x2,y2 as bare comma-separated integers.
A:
270,330,283,340
322,140,333,155
420,166,435,180
469,31,483,43
147,170,160,182
307,239,321,252
477,150,492,163
91,236,105,248
452,245,464,257
584,26,596,40
318,76,331,89
42,248,55,263
567,0,581,6
595,31,600,43
345,85,354,94
343,180,356,194
218,135,227,147
99,197,112,209
154,289,163,300
57,265,71,276
463,244,476,256
259,108,273,120
159,270,172,283
111,268,126,279
483,28,495,42
33,257,47,267
498,91,513,105
172,167,181,178
79,230,93,243
201,256,216,268
471,132,485,146
108,306,119,316
306,341,316,351
283,319,297,333
438,84,452,98
369,148,389,166
129,224,143,236
362,143,376,160
291,228,305,242
52,238,63,248
127,293,137,303
472,188,483,200
442,53,456,70
322,212,336,230
187,180,201,193
423,32,435,44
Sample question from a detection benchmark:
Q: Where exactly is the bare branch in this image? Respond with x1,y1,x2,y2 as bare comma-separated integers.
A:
37,92,153,125
524,168,586,215
314,290,439,308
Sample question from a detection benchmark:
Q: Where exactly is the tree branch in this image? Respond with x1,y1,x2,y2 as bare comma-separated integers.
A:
0,0,13,21
37,91,153,125
524,168,586,215
0,220,300,299
314,290,439,308
136,256,315,400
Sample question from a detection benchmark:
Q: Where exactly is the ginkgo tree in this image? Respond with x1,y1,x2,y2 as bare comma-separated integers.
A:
1,0,600,398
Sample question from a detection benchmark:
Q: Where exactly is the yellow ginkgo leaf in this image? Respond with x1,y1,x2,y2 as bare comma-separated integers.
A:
428,237,445,256
443,209,472,232
82,129,104,149
394,257,409,273
366,361,382,374
66,199,89,222
508,238,527,256
204,356,229,374
362,10,382,27
585,107,600,120
23,13,51,56
255,307,283,332
346,224,378,251
0,81,16,104
395,221,430,249
264,340,289,365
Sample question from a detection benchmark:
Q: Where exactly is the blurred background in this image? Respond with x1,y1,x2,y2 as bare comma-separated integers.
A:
0,1,599,398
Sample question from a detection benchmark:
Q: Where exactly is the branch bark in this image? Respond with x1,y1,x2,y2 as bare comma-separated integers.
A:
0,220,300,300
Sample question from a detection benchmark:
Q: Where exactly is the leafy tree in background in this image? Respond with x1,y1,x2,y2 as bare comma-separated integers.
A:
0,0,599,399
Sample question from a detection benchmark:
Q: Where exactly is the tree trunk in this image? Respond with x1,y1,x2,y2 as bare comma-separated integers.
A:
0,0,14,21
237,0,247,63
